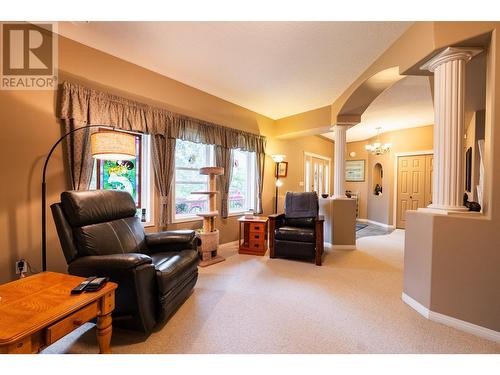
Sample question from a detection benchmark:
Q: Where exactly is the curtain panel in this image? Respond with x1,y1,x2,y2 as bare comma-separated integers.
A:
215,147,234,219
58,81,266,225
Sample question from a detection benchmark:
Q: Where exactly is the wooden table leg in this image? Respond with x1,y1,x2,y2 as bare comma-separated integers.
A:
96,313,112,354
96,290,115,354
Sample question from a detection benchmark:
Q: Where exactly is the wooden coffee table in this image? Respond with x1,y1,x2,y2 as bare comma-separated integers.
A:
0,272,117,354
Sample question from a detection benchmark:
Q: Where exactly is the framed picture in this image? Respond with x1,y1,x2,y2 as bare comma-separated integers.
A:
276,161,288,177
346,160,365,182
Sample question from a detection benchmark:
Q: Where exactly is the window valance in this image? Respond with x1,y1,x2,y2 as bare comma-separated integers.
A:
58,81,266,153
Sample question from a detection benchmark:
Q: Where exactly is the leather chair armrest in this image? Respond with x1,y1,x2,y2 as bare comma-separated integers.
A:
68,253,152,274
145,229,198,253
315,216,325,266
268,214,285,259
68,253,157,333
269,214,285,228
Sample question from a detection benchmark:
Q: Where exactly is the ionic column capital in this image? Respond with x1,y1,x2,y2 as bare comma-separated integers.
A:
420,47,482,72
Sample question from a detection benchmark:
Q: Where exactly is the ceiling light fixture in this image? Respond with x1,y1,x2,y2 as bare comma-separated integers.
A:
365,127,391,155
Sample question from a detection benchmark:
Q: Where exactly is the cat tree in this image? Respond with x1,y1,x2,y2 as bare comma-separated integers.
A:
191,166,225,267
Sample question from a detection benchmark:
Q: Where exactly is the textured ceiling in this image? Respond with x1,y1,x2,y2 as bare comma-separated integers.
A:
321,76,434,142
59,21,411,119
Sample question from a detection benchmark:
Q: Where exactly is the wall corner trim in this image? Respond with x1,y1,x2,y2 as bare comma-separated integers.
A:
402,293,500,343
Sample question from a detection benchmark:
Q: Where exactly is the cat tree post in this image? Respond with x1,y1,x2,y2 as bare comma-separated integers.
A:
191,166,225,267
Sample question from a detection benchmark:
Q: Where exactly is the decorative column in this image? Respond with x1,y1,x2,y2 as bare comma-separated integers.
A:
420,47,482,212
333,125,348,198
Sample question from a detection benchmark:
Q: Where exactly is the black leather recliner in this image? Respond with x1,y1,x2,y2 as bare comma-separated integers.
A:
51,190,199,333
269,192,324,266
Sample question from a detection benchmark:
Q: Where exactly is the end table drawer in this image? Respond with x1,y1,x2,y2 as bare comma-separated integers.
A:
46,302,98,345
249,240,265,251
249,223,265,232
250,232,264,241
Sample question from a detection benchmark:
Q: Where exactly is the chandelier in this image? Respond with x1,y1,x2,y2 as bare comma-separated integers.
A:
365,127,391,155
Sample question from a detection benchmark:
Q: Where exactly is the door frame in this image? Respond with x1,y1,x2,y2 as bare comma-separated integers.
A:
304,152,332,194
393,150,434,228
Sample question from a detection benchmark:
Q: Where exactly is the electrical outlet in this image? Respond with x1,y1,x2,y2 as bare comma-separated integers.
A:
15,259,27,274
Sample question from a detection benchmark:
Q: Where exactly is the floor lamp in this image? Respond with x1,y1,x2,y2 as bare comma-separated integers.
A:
41,125,136,271
271,154,285,214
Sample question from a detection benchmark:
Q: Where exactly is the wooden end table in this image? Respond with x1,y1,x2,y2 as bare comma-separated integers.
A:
238,216,268,256
0,272,117,354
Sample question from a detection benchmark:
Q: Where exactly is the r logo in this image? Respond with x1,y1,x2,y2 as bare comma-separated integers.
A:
2,23,53,75
1,22,57,90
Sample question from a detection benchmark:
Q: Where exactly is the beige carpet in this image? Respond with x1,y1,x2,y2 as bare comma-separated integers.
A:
42,230,500,354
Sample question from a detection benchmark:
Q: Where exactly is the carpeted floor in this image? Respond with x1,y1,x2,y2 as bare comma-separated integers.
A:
42,230,500,354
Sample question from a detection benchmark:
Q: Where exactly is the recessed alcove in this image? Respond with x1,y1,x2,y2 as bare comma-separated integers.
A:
373,163,383,195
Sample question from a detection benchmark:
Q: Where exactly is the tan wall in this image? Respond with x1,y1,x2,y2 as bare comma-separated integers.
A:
266,135,334,213
274,105,332,138
345,141,369,219
319,198,356,246
346,125,434,224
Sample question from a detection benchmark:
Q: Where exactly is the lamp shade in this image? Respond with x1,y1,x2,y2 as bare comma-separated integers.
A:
271,154,286,163
91,131,136,160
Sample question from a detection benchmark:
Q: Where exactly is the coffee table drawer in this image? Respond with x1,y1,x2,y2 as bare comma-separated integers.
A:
46,302,98,345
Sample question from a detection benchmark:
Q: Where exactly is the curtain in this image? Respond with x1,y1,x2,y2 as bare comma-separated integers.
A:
61,119,94,190
151,135,176,227
58,81,267,223
255,151,266,214
58,81,266,152
215,146,233,219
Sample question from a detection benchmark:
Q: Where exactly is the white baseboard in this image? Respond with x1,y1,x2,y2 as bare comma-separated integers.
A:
357,218,396,229
325,242,356,250
402,292,500,343
219,240,239,248
401,292,430,318
332,245,356,250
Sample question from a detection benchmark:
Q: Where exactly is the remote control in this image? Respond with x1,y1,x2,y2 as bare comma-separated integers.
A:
71,276,97,295
85,277,109,292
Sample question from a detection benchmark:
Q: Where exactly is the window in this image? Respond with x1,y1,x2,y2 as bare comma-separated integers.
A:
90,132,153,225
229,149,256,214
174,139,214,221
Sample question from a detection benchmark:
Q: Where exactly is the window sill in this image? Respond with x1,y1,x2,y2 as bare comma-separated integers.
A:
172,216,203,224
228,211,247,218
142,221,155,228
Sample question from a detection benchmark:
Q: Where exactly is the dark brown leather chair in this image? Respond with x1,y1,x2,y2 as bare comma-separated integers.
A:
51,190,199,333
269,192,324,266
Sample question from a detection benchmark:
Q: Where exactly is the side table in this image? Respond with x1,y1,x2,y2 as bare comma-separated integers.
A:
238,216,268,256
